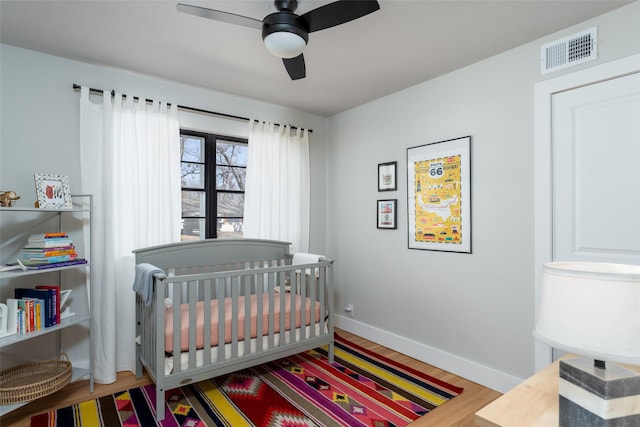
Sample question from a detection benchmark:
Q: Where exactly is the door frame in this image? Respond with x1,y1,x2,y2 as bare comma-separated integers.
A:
533,53,640,371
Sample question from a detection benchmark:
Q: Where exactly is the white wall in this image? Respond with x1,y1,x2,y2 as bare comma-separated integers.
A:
328,1,640,392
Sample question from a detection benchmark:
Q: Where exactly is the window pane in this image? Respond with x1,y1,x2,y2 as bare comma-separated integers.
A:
217,218,243,239
181,218,204,241
181,136,204,162
217,192,244,217
216,140,247,167
181,163,204,188
216,166,245,191
182,190,205,216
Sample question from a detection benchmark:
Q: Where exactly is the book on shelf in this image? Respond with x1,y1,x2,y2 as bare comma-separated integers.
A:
20,254,79,265
25,238,74,249
28,232,68,239
27,258,88,270
21,247,77,257
16,300,25,333
35,285,61,325
1,258,88,272
32,300,44,331
26,233,73,248
16,300,35,332
22,244,74,251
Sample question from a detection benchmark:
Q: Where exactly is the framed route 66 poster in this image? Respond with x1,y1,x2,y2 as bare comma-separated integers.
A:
407,136,471,253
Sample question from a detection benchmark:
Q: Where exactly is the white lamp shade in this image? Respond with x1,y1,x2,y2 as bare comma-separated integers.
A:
534,262,640,365
263,31,306,58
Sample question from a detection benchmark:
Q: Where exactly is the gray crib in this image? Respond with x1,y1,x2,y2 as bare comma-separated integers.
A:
133,238,334,421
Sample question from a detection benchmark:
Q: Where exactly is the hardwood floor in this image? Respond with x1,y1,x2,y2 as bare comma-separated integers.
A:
1,329,501,426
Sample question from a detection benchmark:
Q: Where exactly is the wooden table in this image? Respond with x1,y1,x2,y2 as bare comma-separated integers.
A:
475,359,560,427
475,358,640,427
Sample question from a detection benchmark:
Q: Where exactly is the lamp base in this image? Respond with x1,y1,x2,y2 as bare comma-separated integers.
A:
559,358,640,427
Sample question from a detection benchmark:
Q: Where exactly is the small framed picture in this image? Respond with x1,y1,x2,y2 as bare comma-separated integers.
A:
377,199,397,229
34,173,73,209
378,161,397,191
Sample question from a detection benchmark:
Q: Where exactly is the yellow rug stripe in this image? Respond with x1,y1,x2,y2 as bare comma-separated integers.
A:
196,380,253,427
334,347,448,406
78,399,101,426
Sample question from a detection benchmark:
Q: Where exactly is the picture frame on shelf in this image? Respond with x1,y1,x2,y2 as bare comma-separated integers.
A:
407,135,471,253
378,161,397,191
34,173,73,209
377,199,397,229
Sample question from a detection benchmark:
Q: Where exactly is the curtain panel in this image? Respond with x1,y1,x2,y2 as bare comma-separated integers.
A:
79,87,181,383
243,120,310,253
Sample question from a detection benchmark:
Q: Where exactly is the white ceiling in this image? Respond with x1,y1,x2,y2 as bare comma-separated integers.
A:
0,0,632,116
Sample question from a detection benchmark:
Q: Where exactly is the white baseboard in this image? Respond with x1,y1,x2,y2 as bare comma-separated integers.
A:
335,315,523,394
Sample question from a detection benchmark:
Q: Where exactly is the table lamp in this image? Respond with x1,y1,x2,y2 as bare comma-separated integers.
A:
533,261,640,427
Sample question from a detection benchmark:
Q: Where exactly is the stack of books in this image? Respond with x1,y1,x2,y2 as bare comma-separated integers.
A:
0,285,63,335
19,233,87,269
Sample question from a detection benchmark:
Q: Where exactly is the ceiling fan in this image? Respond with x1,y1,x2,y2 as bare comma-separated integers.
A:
177,0,380,80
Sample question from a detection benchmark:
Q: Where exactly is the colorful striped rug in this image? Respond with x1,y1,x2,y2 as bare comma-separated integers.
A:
31,334,463,426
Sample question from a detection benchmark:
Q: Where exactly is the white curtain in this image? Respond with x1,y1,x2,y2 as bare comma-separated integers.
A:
79,87,181,383
243,120,310,253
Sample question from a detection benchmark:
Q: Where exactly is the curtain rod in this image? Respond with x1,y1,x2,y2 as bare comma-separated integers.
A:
72,84,312,133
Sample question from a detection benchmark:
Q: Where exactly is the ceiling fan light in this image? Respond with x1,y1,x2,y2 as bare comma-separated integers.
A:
264,31,306,58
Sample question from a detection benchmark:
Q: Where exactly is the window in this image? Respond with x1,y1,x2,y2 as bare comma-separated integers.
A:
180,130,247,240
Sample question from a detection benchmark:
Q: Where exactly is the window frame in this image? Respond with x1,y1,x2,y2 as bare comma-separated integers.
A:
180,129,247,239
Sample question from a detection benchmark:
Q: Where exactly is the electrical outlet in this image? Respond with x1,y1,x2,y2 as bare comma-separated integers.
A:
344,304,354,317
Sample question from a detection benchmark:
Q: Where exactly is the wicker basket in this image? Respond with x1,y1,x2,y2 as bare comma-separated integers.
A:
0,353,72,404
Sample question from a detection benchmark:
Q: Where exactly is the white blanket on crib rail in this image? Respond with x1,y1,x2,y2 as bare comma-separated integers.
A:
292,253,322,265
293,253,323,275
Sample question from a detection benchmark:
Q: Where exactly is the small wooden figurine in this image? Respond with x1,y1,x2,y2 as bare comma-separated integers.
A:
0,191,20,207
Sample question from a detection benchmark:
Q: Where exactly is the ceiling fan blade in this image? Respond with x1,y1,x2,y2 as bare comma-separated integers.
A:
177,3,263,30
301,0,380,33
283,54,306,80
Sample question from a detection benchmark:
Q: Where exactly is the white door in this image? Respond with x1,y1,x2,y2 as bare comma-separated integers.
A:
534,54,640,370
552,71,640,264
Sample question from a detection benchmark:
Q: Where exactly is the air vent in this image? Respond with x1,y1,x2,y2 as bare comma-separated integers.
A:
541,27,597,74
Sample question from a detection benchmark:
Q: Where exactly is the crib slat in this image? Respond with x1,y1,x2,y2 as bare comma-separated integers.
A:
231,276,239,359
243,275,251,356
290,269,298,344
279,275,286,347
256,272,264,352
172,282,182,374
310,269,317,338
203,279,212,366
268,274,275,349
217,278,225,363
188,280,197,370
301,270,307,341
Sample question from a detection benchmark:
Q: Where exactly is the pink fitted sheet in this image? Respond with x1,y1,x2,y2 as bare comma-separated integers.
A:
164,293,321,353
